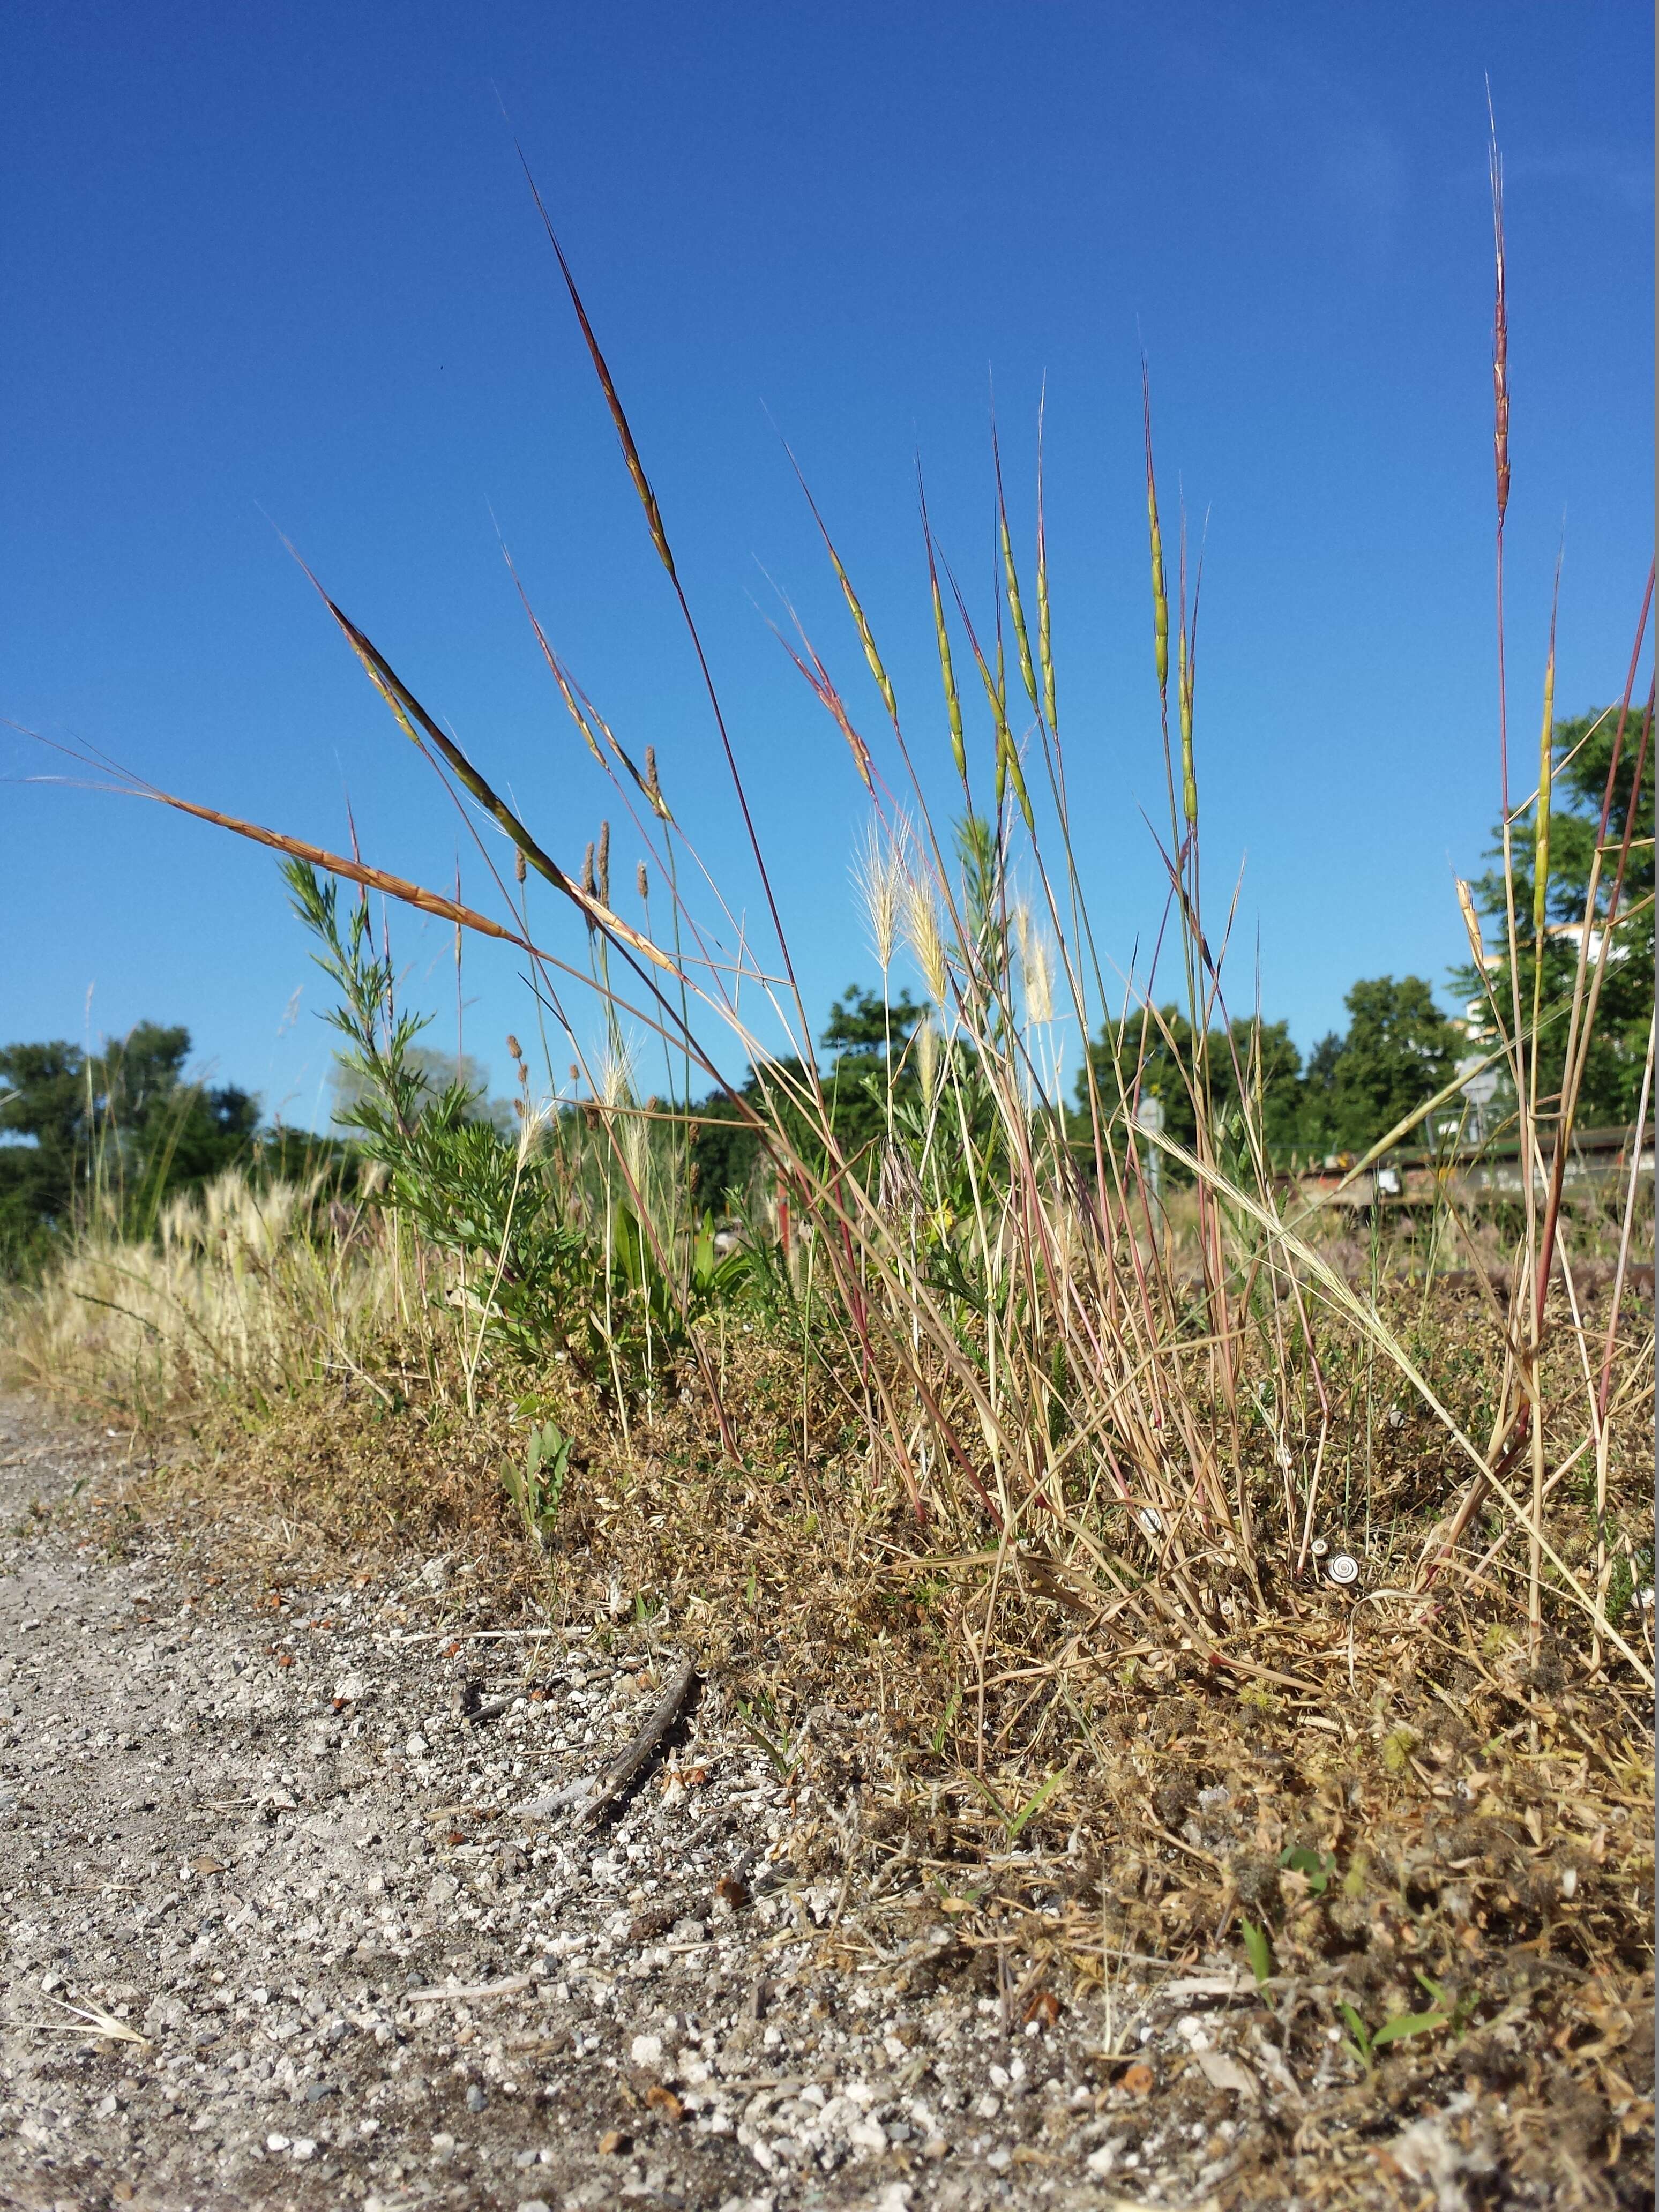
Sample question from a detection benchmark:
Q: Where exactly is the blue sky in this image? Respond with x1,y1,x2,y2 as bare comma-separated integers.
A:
3,0,1650,1124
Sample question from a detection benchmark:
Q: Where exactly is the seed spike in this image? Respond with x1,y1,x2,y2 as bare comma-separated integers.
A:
1533,561,1561,937
1036,384,1056,739
945,557,1029,831
992,419,1040,723
779,437,899,733
1142,362,1169,705
918,469,968,786
518,150,676,581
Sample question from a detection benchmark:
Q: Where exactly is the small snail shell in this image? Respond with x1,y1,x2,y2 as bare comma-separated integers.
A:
1326,1552,1360,1586
1310,1537,1329,1559
1138,1507,1164,1537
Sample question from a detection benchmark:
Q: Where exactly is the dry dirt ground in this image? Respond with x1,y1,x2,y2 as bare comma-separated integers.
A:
0,1395,1640,2212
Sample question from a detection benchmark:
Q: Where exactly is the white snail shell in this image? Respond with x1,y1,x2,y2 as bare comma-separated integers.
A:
1138,1507,1164,1537
1326,1552,1361,1586
1310,1537,1329,1559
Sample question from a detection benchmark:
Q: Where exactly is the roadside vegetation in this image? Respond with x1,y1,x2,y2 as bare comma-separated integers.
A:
3,146,1652,2201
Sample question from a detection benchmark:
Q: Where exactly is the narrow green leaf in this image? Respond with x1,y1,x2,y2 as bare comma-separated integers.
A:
1239,1918,1274,1990
1006,1763,1068,1840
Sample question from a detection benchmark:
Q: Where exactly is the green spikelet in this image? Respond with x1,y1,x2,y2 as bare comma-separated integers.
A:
1000,510,1040,722
1533,638,1556,937
827,542,899,730
1178,625,1197,833
1036,513,1055,735
931,567,967,781
1148,482,1169,703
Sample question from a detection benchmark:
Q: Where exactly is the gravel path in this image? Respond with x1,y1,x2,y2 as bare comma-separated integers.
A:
0,1397,1458,2212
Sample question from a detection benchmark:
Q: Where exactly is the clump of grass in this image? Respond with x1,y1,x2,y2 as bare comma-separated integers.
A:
17,138,1654,1713
2,1168,412,1410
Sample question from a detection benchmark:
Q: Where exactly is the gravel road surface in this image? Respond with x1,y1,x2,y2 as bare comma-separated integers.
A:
0,1399,1466,2212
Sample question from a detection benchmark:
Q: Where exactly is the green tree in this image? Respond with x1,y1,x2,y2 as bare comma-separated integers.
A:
1074,1008,1305,1168
0,1023,260,1270
1455,706,1654,1126
1299,1032,1344,1156
687,984,926,1210
1326,976,1455,1151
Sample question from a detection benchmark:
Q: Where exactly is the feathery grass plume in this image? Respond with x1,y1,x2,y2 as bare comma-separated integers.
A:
581,842,596,898
1533,583,1558,938
900,867,949,1005
1015,904,1055,1026
514,846,528,885
853,818,902,974
644,745,668,820
914,1010,939,1102
6,1169,410,1410
637,860,649,903
596,821,611,907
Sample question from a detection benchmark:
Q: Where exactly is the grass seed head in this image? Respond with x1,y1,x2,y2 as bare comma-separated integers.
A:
901,870,950,1006
1533,619,1557,938
1178,625,1198,832
853,819,902,973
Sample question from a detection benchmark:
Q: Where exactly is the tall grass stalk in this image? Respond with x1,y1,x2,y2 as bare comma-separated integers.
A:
28,149,1653,1688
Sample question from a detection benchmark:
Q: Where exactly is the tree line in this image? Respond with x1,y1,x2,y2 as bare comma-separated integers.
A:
4,704,1646,1261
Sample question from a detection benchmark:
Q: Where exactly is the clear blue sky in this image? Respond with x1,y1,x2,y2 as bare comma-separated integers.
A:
3,1,1650,1124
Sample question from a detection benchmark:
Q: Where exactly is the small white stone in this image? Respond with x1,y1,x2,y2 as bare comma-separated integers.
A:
421,1559,448,1589
1086,2144,1117,2178
406,1733,429,1758
334,1672,368,1704
630,2032,665,2068
291,2138,316,2162
266,2132,290,2151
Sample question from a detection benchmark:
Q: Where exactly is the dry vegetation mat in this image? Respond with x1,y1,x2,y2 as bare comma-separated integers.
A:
1,1354,1650,2212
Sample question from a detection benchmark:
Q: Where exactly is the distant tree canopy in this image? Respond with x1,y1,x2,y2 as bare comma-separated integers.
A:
1075,975,1459,1165
1077,1010,1305,1158
1454,705,1654,1126
330,1045,515,1138
0,1022,263,1269
689,983,926,1209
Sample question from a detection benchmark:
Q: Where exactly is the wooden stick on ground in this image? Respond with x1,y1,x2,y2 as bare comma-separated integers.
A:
518,1655,700,1827
581,1656,700,1826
